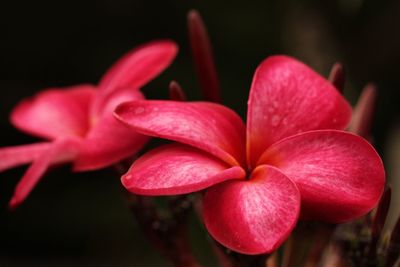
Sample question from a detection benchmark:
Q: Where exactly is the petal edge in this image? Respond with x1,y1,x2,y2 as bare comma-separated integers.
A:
247,56,352,167
115,100,246,167
122,143,245,195
203,165,300,254
258,130,385,222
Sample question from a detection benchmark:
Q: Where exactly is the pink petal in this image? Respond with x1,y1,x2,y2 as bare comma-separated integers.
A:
92,88,145,123
10,85,95,140
74,89,149,171
258,130,385,222
9,138,81,209
92,40,178,117
74,115,149,171
0,143,51,172
115,100,247,166
246,56,352,168
121,143,246,195
203,165,300,254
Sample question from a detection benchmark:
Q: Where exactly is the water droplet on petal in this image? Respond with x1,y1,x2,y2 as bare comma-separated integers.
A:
271,115,280,127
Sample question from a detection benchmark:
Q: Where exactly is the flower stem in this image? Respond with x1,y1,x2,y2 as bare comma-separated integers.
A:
115,163,202,267
384,214,400,267
360,187,392,267
124,193,201,267
303,225,335,267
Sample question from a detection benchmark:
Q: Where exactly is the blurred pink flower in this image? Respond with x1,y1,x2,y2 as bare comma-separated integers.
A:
0,40,177,208
115,55,385,254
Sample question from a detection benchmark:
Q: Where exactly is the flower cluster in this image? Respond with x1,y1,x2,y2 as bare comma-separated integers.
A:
0,13,386,260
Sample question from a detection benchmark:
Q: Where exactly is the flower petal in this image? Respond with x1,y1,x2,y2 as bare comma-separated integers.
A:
9,138,81,209
258,130,385,222
74,116,149,171
115,100,246,166
121,143,246,195
203,165,300,254
95,88,145,119
247,56,352,167
74,89,149,171
0,143,51,172
10,85,95,140
92,40,178,117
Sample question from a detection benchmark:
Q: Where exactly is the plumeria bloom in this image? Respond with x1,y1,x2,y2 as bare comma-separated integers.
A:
0,40,177,208
114,56,385,255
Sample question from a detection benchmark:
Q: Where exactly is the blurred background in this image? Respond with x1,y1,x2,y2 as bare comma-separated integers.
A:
0,0,399,266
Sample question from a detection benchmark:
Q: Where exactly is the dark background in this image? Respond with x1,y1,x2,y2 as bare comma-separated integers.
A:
0,0,399,266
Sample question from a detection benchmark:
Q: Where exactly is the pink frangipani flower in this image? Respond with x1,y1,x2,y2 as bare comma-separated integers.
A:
0,40,177,208
114,56,385,255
